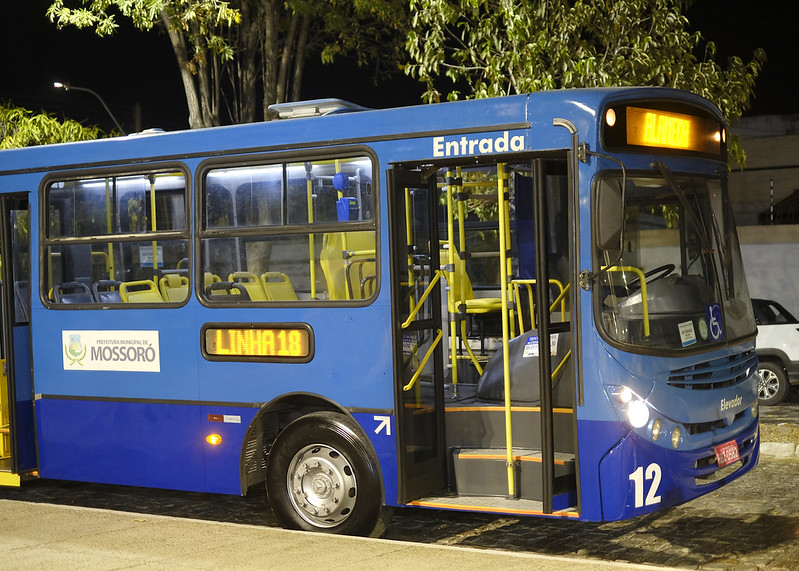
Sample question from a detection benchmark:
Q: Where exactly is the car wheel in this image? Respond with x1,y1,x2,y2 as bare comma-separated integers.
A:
265,411,388,536
758,361,789,406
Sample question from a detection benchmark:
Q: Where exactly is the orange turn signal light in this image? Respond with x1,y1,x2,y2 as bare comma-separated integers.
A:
205,434,223,446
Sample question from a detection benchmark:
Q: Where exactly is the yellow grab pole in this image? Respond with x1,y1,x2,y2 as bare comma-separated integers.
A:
445,170,458,387
105,178,114,278
149,175,158,270
306,164,317,299
497,163,515,497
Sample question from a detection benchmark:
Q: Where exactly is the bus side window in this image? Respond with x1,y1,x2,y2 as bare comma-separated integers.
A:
200,155,376,304
44,171,190,307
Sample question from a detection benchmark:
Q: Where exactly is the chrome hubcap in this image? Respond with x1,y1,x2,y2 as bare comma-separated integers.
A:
287,444,357,528
758,369,779,400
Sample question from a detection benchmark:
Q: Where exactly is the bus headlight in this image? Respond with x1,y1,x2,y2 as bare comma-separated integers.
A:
627,399,650,428
607,385,651,429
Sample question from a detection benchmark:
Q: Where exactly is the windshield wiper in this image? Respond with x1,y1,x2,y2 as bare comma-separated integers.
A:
651,161,714,254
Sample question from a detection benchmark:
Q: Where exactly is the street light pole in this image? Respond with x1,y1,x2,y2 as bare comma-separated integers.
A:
53,82,127,135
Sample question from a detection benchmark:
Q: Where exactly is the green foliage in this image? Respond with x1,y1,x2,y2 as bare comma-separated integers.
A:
0,103,102,149
47,0,240,43
405,0,765,165
45,1,407,126
47,0,241,127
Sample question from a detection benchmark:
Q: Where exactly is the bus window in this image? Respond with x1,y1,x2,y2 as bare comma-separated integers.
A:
200,155,376,303
595,174,755,350
43,170,190,306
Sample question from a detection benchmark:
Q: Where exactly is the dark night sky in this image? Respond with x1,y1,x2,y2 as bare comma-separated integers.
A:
1,1,795,134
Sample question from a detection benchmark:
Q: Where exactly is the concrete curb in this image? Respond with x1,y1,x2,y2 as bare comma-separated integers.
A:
759,441,799,458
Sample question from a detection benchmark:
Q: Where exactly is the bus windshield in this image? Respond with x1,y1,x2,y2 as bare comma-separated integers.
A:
595,170,756,352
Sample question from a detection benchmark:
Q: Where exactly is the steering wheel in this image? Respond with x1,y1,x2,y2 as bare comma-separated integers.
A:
625,263,675,293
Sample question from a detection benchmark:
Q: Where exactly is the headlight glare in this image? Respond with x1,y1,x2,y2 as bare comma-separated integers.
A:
618,386,633,404
627,399,649,428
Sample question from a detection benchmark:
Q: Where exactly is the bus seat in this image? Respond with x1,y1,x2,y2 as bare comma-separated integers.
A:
259,272,298,301
120,280,164,303
93,280,123,303
159,274,189,302
206,281,250,301
476,330,573,405
320,232,376,300
440,247,503,315
228,271,266,301
203,272,225,297
54,281,94,304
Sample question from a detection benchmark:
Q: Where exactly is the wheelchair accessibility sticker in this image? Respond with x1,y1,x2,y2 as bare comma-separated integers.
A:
706,304,724,342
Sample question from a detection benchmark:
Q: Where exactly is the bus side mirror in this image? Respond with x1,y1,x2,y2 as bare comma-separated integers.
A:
597,184,623,251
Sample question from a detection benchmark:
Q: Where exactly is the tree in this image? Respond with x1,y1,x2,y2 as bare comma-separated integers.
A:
0,103,103,149
47,1,408,127
405,0,765,163
47,0,240,129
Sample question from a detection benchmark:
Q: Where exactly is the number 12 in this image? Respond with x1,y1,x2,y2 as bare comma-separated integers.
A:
629,463,662,508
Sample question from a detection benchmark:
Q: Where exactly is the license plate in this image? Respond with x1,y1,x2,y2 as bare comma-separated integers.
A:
715,439,740,468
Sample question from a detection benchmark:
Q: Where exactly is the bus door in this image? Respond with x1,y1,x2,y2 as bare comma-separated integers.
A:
388,167,446,502
390,158,578,514
0,193,35,486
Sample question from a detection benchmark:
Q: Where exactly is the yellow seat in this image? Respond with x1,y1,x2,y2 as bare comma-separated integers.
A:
204,272,221,288
120,280,164,303
260,272,298,301
320,231,376,300
441,248,503,314
228,271,267,301
159,274,189,302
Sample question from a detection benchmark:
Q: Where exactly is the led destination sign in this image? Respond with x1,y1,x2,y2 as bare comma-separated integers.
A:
627,106,692,150
602,102,725,158
203,323,313,362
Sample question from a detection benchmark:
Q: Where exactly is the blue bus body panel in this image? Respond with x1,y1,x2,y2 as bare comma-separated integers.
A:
2,87,745,516
352,412,398,506
596,418,759,520
37,398,206,490
12,325,36,471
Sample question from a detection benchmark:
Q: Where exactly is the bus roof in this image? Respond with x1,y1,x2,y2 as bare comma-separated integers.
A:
0,87,723,176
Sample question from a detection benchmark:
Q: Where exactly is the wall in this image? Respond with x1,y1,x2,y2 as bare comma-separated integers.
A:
739,225,799,316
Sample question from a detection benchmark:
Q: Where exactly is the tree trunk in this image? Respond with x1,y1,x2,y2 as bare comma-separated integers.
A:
160,11,205,128
193,21,220,127
262,0,281,119
237,1,260,123
276,14,299,105
291,12,311,102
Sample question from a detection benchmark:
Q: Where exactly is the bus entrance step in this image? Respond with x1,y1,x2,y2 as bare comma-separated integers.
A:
451,448,575,500
444,405,575,451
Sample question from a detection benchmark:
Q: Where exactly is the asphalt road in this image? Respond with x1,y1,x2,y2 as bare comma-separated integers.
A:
1,398,798,570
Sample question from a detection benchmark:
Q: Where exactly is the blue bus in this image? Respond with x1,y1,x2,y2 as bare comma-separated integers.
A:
0,88,759,536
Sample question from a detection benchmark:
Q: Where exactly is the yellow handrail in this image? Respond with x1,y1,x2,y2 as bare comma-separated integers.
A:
401,270,444,329
511,279,568,332
403,329,444,391
149,176,158,270
306,168,317,299
496,163,516,498
552,349,572,379
603,266,650,337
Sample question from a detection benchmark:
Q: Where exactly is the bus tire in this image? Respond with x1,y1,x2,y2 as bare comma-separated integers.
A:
265,411,386,536
758,361,789,406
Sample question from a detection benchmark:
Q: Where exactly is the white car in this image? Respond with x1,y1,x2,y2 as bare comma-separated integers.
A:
752,298,799,405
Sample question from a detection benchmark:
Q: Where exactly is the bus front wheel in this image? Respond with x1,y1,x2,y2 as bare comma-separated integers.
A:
265,411,386,536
